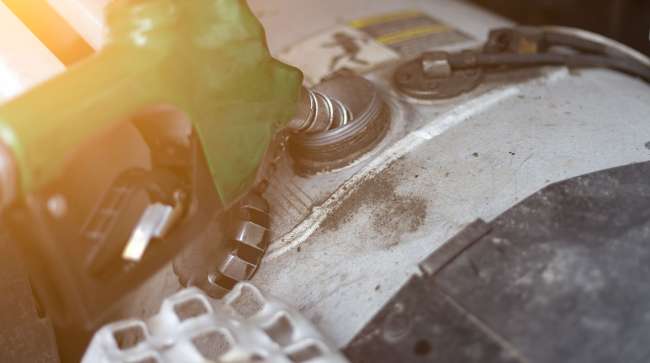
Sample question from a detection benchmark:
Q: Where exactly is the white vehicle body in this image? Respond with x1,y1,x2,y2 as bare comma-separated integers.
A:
1,0,649,353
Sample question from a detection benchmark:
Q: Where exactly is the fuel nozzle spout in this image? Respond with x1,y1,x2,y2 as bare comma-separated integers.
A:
286,75,390,174
287,87,352,135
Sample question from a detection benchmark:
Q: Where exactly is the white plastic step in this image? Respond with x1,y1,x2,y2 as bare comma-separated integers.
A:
83,283,348,363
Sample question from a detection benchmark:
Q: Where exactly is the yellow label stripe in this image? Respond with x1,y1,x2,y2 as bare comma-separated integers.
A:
349,10,423,29
377,24,451,45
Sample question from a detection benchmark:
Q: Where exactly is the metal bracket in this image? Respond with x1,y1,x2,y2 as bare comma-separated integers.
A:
122,191,186,262
394,50,483,100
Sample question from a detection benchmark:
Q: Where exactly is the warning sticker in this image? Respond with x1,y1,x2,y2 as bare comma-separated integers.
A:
280,25,400,86
350,10,472,57
279,10,472,85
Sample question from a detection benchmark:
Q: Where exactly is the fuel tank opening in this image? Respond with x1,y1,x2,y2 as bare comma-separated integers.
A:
288,74,390,174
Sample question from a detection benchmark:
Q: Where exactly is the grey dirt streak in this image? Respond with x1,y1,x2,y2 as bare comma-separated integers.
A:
320,158,428,248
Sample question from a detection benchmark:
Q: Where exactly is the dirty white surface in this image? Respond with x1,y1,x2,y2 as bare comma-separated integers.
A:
124,0,650,350
253,66,650,347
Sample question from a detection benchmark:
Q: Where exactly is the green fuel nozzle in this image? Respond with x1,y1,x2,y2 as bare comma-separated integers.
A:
0,0,303,209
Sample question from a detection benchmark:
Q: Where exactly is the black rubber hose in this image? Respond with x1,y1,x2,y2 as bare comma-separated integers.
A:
449,52,650,83
544,32,627,59
541,29,650,70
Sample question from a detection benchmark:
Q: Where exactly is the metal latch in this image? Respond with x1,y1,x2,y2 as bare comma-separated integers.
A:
122,191,185,262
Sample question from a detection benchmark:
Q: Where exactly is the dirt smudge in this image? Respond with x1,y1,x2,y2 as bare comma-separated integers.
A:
320,159,427,248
